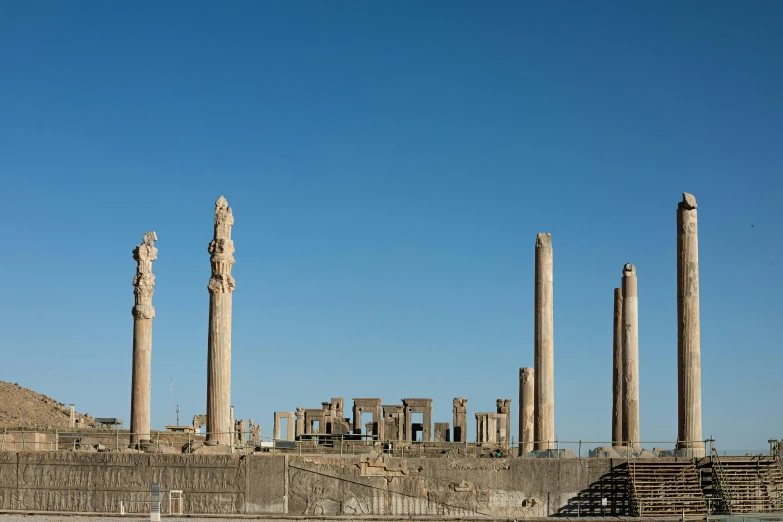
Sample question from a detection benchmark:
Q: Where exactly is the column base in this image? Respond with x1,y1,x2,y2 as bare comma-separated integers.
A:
204,440,219,446
676,441,706,458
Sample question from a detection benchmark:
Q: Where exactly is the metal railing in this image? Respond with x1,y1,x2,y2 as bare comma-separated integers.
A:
711,444,733,514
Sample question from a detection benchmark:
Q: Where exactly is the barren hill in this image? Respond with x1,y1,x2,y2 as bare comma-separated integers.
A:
0,381,97,429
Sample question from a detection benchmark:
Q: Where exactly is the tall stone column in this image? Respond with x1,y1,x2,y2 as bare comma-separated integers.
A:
519,367,534,455
206,196,236,446
622,264,639,446
612,288,624,447
534,233,554,450
677,193,704,456
130,232,157,447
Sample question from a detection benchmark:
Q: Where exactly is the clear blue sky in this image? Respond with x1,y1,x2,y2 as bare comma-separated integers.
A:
1,1,781,451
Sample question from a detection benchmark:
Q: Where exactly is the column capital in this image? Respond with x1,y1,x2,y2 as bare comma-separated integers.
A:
679,192,697,210
132,232,157,319
623,263,636,277
208,196,236,294
535,232,552,247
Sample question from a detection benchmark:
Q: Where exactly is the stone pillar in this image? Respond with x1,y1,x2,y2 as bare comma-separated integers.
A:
622,264,639,446
612,288,623,447
352,403,362,435
677,193,704,456
422,402,432,442
273,413,282,440
206,196,236,446
286,413,295,441
519,368,534,455
295,408,304,440
496,399,511,446
229,406,235,445
453,398,467,443
434,422,450,442
130,232,157,447
235,419,246,445
534,233,554,450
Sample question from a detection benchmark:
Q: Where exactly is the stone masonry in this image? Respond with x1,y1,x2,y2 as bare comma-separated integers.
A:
452,398,467,443
621,263,639,446
519,367,534,455
273,412,296,441
129,231,157,447
534,233,554,449
206,196,236,445
677,192,704,456
612,287,623,447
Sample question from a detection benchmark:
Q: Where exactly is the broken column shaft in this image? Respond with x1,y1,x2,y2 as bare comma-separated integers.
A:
612,288,623,447
677,193,704,456
622,264,639,446
130,232,157,447
206,196,236,446
519,367,534,455
534,233,554,450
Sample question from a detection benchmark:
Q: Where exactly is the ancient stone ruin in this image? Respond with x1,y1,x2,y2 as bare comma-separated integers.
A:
129,231,157,448
119,192,706,455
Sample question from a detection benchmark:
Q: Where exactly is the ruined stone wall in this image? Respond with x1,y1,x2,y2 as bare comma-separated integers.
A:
0,451,618,517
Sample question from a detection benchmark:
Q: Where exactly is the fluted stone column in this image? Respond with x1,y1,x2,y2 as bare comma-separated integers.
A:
622,264,639,446
130,232,157,447
206,196,236,445
534,233,554,450
612,288,624,447
677,193,704,456
519,367,534,455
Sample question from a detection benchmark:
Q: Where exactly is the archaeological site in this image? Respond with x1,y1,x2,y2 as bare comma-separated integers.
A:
1,193,781,519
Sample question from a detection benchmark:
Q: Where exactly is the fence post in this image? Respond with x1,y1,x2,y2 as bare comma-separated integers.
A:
579,440,582,458
116,430,119,451
156,432,160,452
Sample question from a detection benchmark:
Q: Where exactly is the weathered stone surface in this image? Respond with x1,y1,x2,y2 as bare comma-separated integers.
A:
518,368,534,455
0,451,709,517
130,232,157,447
677,192,704,456
206,197,235,446
402,398,432,442
433,422,450,442
496,399,511,445
273,412,295,441
612,287,623,447
452,398,467,443
534,233,554,450
621,264,639,446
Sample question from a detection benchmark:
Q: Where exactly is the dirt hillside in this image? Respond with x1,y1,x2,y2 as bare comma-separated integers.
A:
0,380,97,429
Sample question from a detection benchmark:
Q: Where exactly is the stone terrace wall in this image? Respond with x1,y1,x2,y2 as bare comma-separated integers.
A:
0,451,621,517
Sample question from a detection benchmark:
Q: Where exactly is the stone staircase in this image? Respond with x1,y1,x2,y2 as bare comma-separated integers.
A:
627,460,709,517
711,455,783,513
